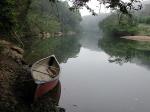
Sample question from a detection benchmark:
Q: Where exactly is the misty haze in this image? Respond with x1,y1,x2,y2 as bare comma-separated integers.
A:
1,0,150,112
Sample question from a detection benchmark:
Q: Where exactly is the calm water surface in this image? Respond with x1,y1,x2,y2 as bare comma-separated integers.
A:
59,33,150,112
60,47,150,112
25,32,150,112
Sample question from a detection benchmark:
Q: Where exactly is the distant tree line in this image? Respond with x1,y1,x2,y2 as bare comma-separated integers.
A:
28,0,82,34
50,0,142,15
99,2,150,37
99,13,138,36
0,0,81,44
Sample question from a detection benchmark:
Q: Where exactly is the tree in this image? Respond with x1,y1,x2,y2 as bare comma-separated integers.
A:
27,0,81,34
50,0,142,15
0,0,30,33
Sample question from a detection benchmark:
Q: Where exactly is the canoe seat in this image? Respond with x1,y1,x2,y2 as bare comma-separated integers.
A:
47,68,56,78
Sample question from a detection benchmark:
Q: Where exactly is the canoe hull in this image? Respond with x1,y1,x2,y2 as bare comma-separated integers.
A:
34,78,59,100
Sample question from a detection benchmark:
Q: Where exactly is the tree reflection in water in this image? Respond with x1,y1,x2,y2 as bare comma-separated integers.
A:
99,35,150,68
15,72,65,112
24,36,81,64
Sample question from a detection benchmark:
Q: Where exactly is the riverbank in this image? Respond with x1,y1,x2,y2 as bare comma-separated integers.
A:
0,40,64,112
121,36,150,42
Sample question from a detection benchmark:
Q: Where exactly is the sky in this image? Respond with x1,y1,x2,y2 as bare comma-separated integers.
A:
79,0,149,16
80,0,110,16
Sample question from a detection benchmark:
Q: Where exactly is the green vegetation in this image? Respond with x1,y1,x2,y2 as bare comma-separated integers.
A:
0,0,81,45
99,14,138,37
138,16,150,24
135,5,150,36
50,0,142,15
0,1,81,111
0,0,31,42
27,0,81,34
24,36,81,64
99,3,150,37
99,36,150,65
137,24,150,36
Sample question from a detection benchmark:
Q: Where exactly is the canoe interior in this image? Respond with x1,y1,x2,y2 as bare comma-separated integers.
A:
31,56,60,84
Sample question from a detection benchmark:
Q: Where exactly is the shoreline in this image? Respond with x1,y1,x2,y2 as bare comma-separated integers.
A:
0,40,64,112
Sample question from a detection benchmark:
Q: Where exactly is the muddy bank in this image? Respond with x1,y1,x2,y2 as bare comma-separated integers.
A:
0,40,65,112
121,36,150,42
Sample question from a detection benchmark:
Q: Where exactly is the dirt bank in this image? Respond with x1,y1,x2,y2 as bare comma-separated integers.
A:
121,36,150,42
0,40,65,112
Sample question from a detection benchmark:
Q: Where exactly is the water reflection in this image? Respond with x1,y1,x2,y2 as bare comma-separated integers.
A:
15,72,62,103
22,33,150,112
46,81,61,105
14,76,64,111
99,36,150,68
60,47,150,112
30,81,65,112
24,36,81,64
32,81,62,104
79,32,102,51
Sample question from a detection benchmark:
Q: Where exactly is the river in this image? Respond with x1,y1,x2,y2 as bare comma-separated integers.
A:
25,30,150,112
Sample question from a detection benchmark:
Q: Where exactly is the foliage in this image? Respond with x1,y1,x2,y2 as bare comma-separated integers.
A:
27,13,60,33
27,0,82,34
99,3,150,37
137,24,150,36
138,16,150,24
50,0,142,15
24,36,81,64
99,36,150,65
133,4,150,35
99,14,138,36
56,1,82,32
0,0,81,43
0,0,31,35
